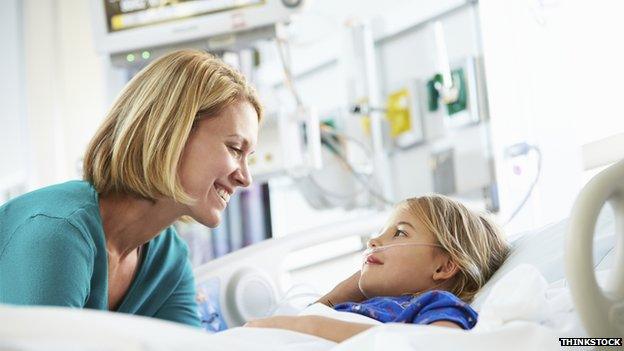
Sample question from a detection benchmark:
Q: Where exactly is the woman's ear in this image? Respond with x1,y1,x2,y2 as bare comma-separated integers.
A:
432,258,459,281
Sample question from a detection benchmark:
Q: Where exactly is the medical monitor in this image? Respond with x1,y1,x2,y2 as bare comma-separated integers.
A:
91,0,306,55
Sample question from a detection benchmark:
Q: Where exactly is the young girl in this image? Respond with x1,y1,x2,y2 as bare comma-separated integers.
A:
245,195,510,342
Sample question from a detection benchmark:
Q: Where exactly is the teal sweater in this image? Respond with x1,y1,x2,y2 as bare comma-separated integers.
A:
0,181,200,327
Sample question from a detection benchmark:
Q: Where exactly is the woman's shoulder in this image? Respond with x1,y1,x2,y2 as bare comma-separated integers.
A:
1,181,101,251
1,180,98,220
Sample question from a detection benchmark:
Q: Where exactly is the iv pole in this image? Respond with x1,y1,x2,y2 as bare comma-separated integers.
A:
349,21,394,208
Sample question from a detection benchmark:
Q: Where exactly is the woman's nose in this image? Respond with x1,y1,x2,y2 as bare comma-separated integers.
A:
231,161,252,188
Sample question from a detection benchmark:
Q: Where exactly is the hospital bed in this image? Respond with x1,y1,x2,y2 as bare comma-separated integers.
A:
0,160,622,350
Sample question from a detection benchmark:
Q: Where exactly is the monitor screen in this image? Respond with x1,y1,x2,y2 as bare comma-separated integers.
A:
104,0,265,33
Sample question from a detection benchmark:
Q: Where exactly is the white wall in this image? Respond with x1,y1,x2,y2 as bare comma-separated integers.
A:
0,0,29,198
479,0,624,233
21,0,106,189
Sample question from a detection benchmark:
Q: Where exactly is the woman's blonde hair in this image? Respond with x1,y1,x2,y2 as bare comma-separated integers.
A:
83,49,262,204
404,195,510,302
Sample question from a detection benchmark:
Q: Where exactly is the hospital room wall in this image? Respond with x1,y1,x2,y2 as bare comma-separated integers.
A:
479,0,624,233
0,0,29,200
15,0,106,192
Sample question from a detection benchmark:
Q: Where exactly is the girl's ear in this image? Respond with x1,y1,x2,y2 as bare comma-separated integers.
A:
432,258,459,281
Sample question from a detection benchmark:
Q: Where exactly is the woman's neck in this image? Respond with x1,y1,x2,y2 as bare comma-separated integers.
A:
98,193,185,259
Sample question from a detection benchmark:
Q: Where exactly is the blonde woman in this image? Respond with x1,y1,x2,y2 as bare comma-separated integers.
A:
0,50,261,326
246,195,510,342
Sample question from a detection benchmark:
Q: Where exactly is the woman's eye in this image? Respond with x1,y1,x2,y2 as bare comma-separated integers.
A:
228,146,243,159
393,229,408,237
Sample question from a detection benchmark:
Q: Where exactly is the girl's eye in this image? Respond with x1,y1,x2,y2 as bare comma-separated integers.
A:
393,229,408,238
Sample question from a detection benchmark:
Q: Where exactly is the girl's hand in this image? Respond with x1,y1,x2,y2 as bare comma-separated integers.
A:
317,271,366,307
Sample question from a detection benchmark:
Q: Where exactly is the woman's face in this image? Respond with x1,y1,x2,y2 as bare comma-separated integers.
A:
178,101,258,227
358,205,449,297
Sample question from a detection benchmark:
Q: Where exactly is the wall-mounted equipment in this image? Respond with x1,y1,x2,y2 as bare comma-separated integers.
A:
425,56,487,130
385,81,425,149
91,0,306,54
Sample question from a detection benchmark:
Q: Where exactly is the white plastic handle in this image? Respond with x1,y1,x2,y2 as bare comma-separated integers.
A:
565,159,624,338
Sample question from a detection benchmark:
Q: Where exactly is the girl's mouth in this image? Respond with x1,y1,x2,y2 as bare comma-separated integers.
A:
365,254,383,265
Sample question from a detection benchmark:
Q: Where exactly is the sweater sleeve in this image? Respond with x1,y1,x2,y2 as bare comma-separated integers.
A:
0,215,94,307
153,257,201,327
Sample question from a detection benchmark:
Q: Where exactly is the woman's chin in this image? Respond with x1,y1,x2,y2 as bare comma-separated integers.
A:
190,209,221,228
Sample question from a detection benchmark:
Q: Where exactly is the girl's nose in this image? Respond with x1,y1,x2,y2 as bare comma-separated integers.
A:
367,237,381,249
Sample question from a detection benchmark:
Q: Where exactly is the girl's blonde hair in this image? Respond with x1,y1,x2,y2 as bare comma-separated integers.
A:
405,195,510,302
83,49,262,204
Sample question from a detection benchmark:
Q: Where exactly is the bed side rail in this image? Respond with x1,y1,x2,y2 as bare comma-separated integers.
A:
566,159,624,338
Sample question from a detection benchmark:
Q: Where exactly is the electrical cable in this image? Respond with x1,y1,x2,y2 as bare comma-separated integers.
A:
318,130,394,206
304,130,374,200
275,35,304,108
503,144,542,226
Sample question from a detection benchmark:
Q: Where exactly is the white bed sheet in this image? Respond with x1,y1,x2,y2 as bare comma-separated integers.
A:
0,303,335,351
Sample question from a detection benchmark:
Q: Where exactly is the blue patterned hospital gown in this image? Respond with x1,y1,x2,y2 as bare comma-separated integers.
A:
333,290,478,329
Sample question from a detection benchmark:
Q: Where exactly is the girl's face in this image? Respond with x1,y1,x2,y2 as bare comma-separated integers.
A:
178,101,258,228
358,205,452,298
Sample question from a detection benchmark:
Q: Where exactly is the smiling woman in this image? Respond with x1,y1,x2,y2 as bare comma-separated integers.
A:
0,49,262,327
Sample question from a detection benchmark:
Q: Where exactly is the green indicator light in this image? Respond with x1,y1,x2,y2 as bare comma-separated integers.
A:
126,54,135,62
142,51,150,60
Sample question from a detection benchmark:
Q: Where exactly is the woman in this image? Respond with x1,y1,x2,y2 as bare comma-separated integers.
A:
0,50,261,327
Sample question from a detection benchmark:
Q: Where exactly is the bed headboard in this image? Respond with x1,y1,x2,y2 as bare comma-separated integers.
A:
566,158,624,338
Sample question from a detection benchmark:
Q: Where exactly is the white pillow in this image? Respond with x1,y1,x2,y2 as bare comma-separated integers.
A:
471,208,615,311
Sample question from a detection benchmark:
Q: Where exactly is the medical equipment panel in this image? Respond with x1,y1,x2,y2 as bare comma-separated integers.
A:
90,0,307,56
